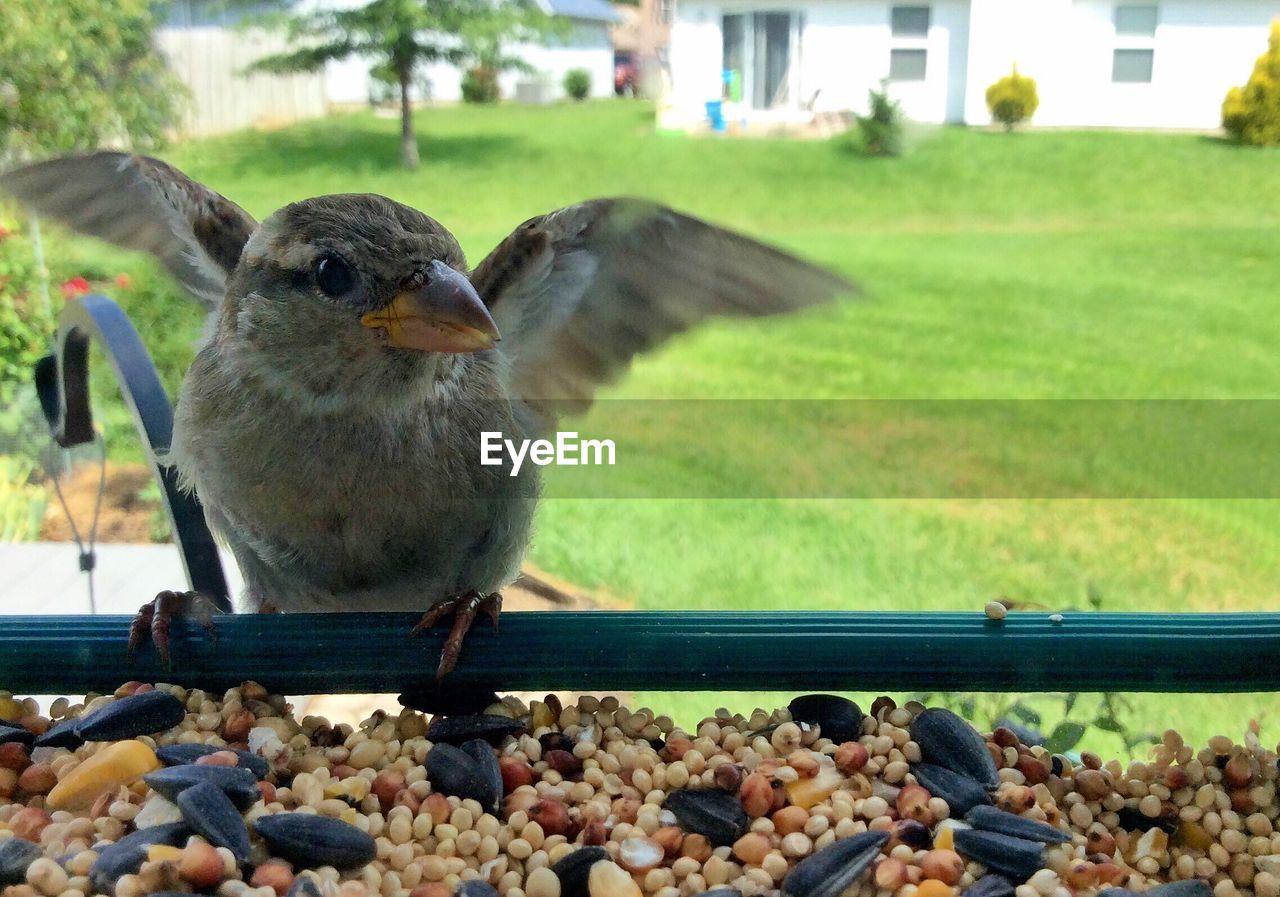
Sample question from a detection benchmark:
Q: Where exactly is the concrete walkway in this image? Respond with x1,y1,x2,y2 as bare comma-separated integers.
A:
1,542,244,615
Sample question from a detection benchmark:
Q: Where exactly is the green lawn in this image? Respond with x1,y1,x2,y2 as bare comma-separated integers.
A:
46,101,1280,751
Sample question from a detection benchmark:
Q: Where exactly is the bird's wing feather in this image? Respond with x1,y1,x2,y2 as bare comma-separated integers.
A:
470,198,852,411
0,152,255,308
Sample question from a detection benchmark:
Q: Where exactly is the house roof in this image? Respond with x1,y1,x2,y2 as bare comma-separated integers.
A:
539,0,623,24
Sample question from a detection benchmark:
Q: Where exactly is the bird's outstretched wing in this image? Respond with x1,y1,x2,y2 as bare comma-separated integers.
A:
470,198,853,410
0,152,255,308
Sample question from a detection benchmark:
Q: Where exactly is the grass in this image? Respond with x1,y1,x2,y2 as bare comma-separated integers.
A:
32,101,1280,751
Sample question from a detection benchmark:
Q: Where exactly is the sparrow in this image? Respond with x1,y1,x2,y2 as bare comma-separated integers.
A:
2,152,851,677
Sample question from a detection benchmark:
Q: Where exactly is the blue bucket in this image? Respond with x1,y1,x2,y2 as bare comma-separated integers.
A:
705,100,726,132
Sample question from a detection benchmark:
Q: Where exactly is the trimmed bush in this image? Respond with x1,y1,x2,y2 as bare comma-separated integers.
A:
852,82,905,157
564,68,592,101
1222,20,1280,146
986,66,1039,131
0,221,53,439
461,66,500,104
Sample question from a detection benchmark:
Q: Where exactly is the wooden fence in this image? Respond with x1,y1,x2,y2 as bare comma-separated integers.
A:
157,23,328,137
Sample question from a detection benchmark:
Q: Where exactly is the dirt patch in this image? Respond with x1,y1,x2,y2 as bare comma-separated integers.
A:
40,462,163,543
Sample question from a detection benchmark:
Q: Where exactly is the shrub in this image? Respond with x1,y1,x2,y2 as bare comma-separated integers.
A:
461,66,500,104
0,455,45,541
0,212,199,464
852,82,904,157
1222,20,1280,146
0,220,54,437
564,68,592,101
986,65,1039,131
0,0,182,158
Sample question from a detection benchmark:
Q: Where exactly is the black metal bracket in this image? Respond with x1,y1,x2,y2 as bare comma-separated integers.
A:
33,294,232,610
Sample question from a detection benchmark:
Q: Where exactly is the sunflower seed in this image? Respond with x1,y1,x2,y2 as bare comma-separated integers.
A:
154,742,269,778
910,708,999,789
962,874,1017,897
75,691,186,742
1149,883,1214,897
458,881,502,897
0,838,42,886
910,763,993,815
965,805,1071,843
0,722,34,748
426,713,524,746
89,821,191,890
33,718,83,750
787,695,864,744
551,846,611,897
664,789,749,846
176,780,251,863
144,763,260,810
425,742,500,809
781,829,890,897
953,828,1045,882
461,737,503,813
253,812,377,870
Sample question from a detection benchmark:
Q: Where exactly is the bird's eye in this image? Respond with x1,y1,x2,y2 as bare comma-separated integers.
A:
315,256,356,297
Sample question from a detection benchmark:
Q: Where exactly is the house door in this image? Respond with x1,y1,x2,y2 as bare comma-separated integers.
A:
722,11,799,109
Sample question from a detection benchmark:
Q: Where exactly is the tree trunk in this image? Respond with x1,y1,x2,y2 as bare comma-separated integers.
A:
399,67,419,169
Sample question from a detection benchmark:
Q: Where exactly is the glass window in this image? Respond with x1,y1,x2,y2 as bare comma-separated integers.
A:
889,48,928,81
723,13,745,80
891,6,930,37
1115,5,1158,36
1112,48,1154,82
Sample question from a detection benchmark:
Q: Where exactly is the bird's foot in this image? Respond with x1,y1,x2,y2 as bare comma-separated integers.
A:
127,590,219,669
410,590,503,680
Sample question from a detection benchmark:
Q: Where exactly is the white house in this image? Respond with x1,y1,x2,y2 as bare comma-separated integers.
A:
664,0,1277,130
322,0,621,105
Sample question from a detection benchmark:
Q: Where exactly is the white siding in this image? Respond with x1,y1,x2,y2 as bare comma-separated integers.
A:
963,0,1274,129
667,0,972,126
502,24,619,101
668,0,1277,131
668,5,726,117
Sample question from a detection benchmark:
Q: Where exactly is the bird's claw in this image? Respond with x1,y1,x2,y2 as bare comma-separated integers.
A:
127,590,218,669
410,590,503,680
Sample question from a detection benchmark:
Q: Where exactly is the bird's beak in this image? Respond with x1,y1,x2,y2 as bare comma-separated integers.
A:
360,260,499,353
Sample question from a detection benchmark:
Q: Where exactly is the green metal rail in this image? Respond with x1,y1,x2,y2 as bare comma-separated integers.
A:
18,298,1278,701
0,611,1274,695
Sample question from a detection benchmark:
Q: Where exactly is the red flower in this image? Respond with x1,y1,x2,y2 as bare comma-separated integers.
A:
0,224,12,241
60,276,91,299
114,273,132,289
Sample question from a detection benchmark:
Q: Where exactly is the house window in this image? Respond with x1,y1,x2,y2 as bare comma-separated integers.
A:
1112,48,1154,82
891,6,930,38
722,11,800,109
1115,4,1157,36
889,49,927,81
1112,4,1157,83
658,0,673,25
888,5,930,82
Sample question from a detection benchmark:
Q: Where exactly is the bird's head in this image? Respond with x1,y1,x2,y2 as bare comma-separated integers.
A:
221,194,501,409
0,155,501,413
